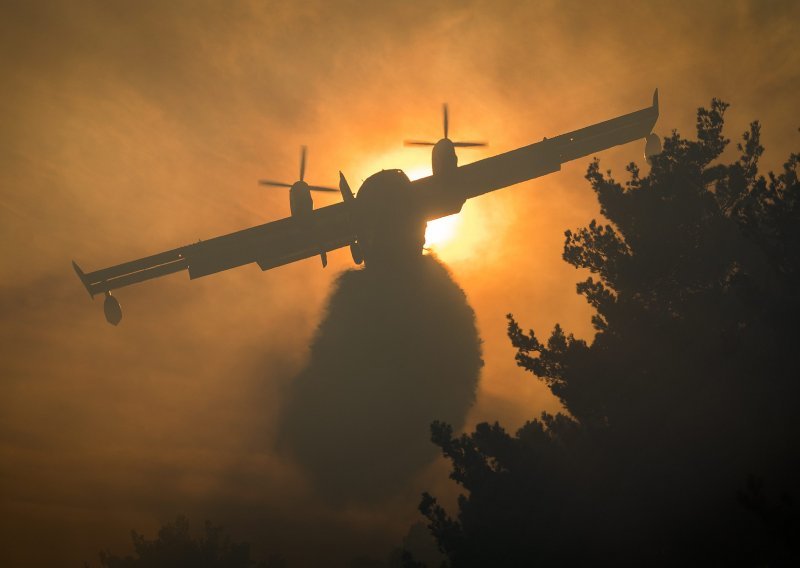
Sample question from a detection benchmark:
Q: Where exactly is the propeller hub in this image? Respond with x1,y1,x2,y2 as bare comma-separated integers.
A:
403,104,487,170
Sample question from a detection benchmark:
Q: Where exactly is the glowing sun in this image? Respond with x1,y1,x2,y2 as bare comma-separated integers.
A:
425,214,460,247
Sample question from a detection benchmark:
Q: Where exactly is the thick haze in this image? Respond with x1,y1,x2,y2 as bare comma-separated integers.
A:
1,1,798,565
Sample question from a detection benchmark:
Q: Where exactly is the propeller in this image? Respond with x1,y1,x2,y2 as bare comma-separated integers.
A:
404,104,487,148
259,146,338,192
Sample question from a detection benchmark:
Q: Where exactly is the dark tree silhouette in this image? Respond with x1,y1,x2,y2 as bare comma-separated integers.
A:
422,101,800,565
91,516,274,568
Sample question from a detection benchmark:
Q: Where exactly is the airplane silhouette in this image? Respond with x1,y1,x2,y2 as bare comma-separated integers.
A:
73,90,660,325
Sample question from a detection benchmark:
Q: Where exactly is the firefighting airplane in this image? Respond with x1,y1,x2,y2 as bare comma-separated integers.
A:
73,90,661,325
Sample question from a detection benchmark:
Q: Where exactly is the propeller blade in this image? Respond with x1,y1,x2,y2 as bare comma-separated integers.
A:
299,145,307,182
404,140,436,146
258,180,292,188
339,171,354,201
453,141,488,148
308,185,339,192
443,103,449,139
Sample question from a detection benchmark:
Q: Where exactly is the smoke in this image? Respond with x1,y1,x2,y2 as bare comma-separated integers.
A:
277,254,482,503
1,0,799,564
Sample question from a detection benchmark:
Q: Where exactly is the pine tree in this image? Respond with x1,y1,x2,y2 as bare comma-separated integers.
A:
422,101,800,566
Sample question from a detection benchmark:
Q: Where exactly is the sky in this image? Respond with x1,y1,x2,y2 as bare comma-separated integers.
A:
1,0,798,565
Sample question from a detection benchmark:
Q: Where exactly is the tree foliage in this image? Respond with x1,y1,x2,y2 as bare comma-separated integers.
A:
422,101,800,565
93,516,272,568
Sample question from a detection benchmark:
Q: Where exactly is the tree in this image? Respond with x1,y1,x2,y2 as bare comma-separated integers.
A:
92,516,272,568
421,101,800,565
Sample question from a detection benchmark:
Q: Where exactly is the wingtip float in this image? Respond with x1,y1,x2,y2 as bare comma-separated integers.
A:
74,90,660,325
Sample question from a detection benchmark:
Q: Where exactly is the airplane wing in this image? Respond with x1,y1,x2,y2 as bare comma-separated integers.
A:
412,89,660,219
74,89,658,299
73,203,355,297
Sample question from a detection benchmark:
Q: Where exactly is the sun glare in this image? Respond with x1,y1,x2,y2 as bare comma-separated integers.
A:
425,214,460,247
353,148,491,262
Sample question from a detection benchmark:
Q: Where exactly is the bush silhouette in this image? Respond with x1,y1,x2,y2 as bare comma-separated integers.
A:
92,516,273,568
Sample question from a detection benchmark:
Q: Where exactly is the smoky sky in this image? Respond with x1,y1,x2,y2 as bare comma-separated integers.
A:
1,0,798,566
277,255,482,503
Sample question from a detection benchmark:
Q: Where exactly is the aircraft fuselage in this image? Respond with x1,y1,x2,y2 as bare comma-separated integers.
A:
352,169,426,266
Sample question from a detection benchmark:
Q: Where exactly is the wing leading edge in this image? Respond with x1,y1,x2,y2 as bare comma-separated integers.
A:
413,89,659,219
73,89,659,298
73,203,355,297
